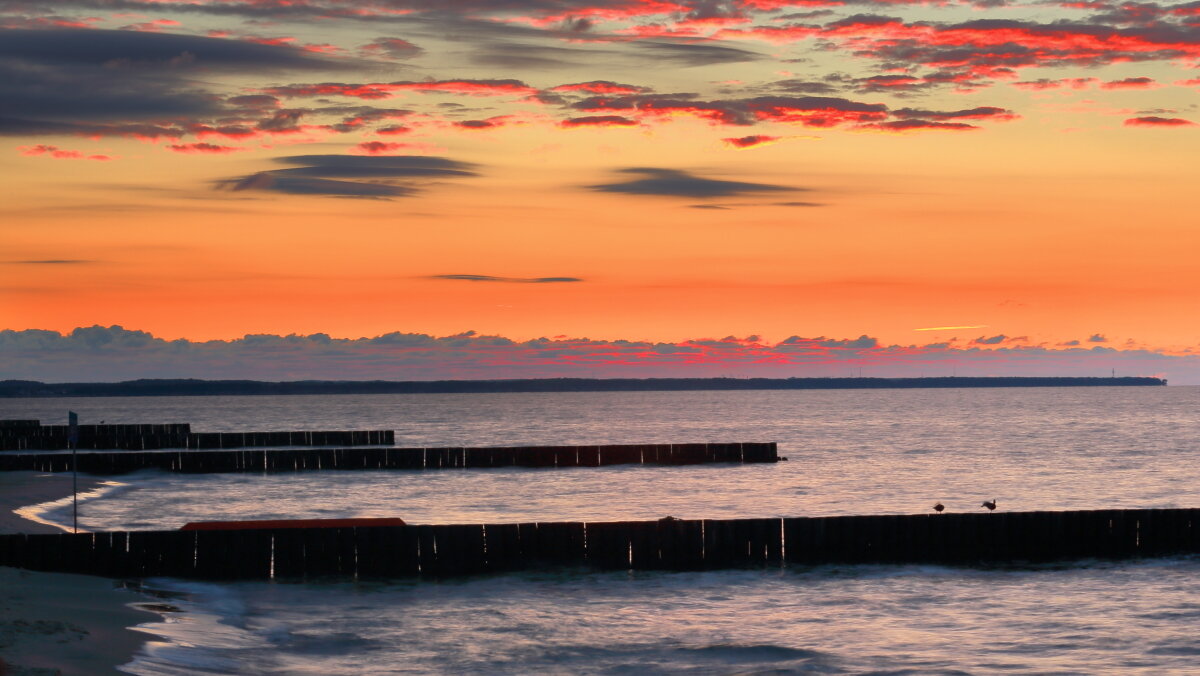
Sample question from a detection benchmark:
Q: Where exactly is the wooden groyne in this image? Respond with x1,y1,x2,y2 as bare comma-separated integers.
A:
0,420,394,451
1,509,1195,579
0,443,779,473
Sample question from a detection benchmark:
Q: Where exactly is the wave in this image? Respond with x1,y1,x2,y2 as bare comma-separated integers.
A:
14,478,131,533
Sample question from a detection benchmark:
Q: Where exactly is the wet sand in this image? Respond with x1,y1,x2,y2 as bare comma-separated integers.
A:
0,472,156,675
0,472,110,535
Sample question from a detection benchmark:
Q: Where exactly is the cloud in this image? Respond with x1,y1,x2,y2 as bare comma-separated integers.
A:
376,125,412,135
1100,76,1159,89
1124,116,1195,126
560,115,641,128
1088,333,1108,342
18,144,111,160
858,119,979,132
216,154,478,198
771,79,841,94
429,275,584,283
167,142,246,154
551,81,651,95
588,167,795,198
973,334,1008,345
572,93,889,127
1012,77,1099,90
3,325,1197,382
465,42,617,69
891,106,1019,121
2,259,95,264
356,141,414,154
264,79,538,100
453,116,517,130
724,15,1200,75
0,27,345,70
0,27,348,138
722,134,780,148
632,40,763,66
360,37,424,59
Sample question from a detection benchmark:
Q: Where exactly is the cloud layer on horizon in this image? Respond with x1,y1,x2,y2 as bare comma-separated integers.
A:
1,326,1193,383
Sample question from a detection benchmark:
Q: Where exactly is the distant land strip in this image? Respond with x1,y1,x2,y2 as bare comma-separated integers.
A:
0,377,1167,398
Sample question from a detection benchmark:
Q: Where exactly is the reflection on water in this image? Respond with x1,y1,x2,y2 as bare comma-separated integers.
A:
4,387,1199,675
125,558,1200,675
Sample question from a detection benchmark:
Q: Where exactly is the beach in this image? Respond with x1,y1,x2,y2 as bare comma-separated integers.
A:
1,472,155,676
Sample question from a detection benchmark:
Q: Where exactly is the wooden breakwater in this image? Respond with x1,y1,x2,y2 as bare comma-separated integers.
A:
1,509,1195,580
0,442,779,473
0,420,394,451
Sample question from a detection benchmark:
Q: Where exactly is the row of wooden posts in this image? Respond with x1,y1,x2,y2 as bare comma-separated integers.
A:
1,509,1196,580
0,427,394,451
0,443,780,473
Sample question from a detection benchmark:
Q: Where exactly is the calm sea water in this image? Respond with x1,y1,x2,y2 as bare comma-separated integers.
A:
4,387,1199,674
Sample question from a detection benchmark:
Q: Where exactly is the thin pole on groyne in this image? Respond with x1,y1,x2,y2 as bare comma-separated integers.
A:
68,411,78,534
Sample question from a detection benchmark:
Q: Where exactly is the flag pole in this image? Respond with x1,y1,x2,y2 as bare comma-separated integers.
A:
68,411,78,534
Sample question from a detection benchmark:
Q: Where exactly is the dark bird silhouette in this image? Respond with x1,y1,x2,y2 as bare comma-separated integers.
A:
933,502,945,513
982,499,997,511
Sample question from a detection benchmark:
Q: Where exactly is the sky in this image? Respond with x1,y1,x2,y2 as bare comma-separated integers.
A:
1,0,1198,382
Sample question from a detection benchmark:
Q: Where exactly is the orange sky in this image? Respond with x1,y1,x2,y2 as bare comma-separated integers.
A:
2,0,1199,378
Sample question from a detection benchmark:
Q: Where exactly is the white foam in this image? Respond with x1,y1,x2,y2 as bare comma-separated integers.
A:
14,478,129,533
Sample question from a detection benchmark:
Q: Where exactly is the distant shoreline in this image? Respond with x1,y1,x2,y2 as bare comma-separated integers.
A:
0,376,1167,397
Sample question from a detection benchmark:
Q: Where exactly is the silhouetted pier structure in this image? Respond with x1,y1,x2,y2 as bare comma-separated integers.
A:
0,420,393,451
0,442,779,473
0,509,1195,579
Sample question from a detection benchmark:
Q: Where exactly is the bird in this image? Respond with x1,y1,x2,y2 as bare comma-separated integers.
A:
933,502,945,513
981,499,997,511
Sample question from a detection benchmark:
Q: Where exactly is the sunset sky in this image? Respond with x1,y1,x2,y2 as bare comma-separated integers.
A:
2,0,1198,382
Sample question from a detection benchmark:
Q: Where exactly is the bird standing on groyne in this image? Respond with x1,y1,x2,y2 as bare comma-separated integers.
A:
982,499,997,511
933,503,945,513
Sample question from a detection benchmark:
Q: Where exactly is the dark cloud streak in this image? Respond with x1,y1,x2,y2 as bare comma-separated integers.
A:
589,167,795,198
430,275,584,283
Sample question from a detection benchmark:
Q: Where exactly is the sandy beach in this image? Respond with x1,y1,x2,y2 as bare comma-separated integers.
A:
1,472,156,676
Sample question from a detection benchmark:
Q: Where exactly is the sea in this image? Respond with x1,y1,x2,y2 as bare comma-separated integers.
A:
4,387,1199,675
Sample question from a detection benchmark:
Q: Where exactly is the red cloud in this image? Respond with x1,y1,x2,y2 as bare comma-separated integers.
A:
1100,77,1158,89
452,115,519,131
122,18,183,32
264,79,537,100
574,94,889,127
263,83,396,100
186,124,260,140
1123,116,1196,127
719,18,1200,78
1012,77,1099,90
391,79,538,96
893,106,1019,121
243,35,295,47
355,141,412,154
723,134,780,148
859,119,980,132
19,145,112,160
859,74,922,88
551,81,650,95
167,143,245,154
518,1,693,26
361,37,423,59
746,97,889,127
559,115,641,128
